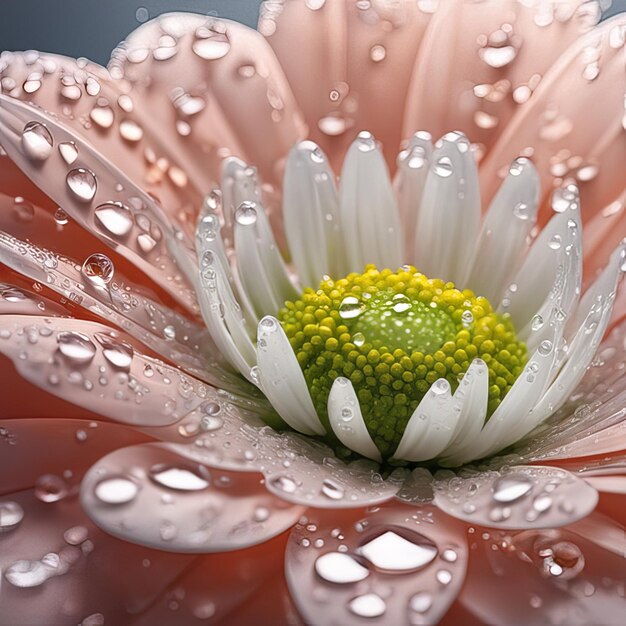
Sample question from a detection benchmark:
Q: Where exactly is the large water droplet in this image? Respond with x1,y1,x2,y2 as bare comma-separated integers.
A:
0,501,25,532
94,476,139,504
90,104,114,129
66,168,97,202
339,296,365,320
492,473,533,503
57,331,97,364
82,253,115,286
58,141,78,165
95,333,133,370
149,465,210,491
234,202,257,226
433,156,453,177
269,475,298,494
348,594,386,618
358,529,438,572
315,552,369,584
21,121,53,161
119,119,143,142
34,474,68,503
5,560,51,588
94,202,133,236
192,29,231,60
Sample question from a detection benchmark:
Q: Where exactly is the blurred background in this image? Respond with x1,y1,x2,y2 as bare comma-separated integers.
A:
0,0,624,66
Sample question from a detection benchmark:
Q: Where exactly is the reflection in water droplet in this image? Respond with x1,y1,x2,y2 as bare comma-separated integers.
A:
34,474,69,503
434,156,453,178
234,202,258,226
94,202,133,236
492,473,533,503
58,141,79,165
21,121,53,161
339,296,364,320
370,44,386,62
57,331,97,364
82,253,115,286
269,475,298,494
321,479,345,500
95,333,134,370
193,30,231,60
94,476,139,504
150,465,210,491
67,168,98,202
315,552,370,584
348,593,386,618
54,207,69,225
0,501,25,531
359,529,438,572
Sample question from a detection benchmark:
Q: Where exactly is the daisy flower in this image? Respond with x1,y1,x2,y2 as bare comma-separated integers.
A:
0,2,625,625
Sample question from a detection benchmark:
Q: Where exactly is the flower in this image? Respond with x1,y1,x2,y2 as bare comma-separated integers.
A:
0,2,625,625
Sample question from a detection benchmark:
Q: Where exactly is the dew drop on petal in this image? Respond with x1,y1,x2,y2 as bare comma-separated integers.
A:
358,530,438,572
56,331,97,364
119,119,143,142
0,501,25,531
95,333,133,370
315,552,369,584
66,168,97,202
89,104,114,129
21,121,53,161
149,465,210,491
348,593,386,618
94,202,133,236
433,156,453,178
234,202,257,225
192,30,231,60
409,591,433,614
58,141,78,165
81,253,114,286
4,560,51,588
94,476,139,504
492,473,533,503
34,474,69,503
339,296,364,320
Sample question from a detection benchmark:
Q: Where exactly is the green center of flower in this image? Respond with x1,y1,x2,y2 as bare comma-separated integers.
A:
278,266,527,458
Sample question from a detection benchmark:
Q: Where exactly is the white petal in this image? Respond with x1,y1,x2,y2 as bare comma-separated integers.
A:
439,358,490,464
339,132,403,272
327,377,382,462
393,379,459,462
220,157,261,225
256,316,325,436
196,246,256,381
233,202,299,318
393,131,433,262
465,157,539,302
413,131,480,285
530,240,625,424
283,141,345,287
500,184,582,349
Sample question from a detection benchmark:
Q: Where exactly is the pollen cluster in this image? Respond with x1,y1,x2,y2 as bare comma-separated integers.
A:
278,266,527,458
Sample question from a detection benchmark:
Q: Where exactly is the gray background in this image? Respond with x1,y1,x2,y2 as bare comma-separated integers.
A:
0,0,624,66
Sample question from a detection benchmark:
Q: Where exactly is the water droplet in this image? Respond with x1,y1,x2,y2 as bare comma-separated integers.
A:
436,569,452,585
531,315,544,332
269,475,298,494
348,593,386,618
54,207,69,225
359,529,437,572
321,479,344,500
352,332,365,347
5,560,52,588
90,104,114,129
441,548,457,562
538,340,553,356
513,202,530,220
58,141,79,165
95,333,133,370
150,465,210,491
234,202,257,225
94,476,139,504
119,119,143,142
318,114,350,136
64,525,88,545
315,552,369,584
434,156,453,177
549,235,562,250
339,296,364,320
474,110,499,129
492,473,533,503
462,310,474,326
82,253,114,286
0,501,24,531
193,30,231,60
370,44,386,62
67,168,97,202
57,331,97,364
21,121,53,161
410,591,433,614
163,325,176,340
392,294,412,314
94,202,133,236
137,233,157,254
135,6,149,22
34,474,68,503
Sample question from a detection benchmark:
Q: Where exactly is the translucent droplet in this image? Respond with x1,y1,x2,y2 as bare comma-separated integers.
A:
392,294,411,314
4,560,51,588
434,156,453,177
54,207,69,225
370,44,386,62
348,594,386,618
163,325,176,340
21,121,53,161
339,296,364,320
192,31,231,60
119,119,143,142
492,473,533,503
0,501,25,531
94,476,139,504
234,202,257,225
410,591,433,613
57,331,97,364
150,465,210,491
359,530,437,572
64,525,88,545
321,479,345,500
352,332,365,347
58,141,79,165
66,168,97,202
95,333,133,370
269,475,298,494
315,552,369,584
94,202,133,236
538,340,553,356
90,104,114,129
82,253,115,286
318,114,350,137
34,474,68,503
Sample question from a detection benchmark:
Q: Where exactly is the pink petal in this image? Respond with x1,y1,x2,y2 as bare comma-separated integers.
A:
460,515,626,625
403,1,596,162
113,13,306,184
433,465,598,529
479,15,626,219
80,442,305,552
264,0,431,170
284,503,467,625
